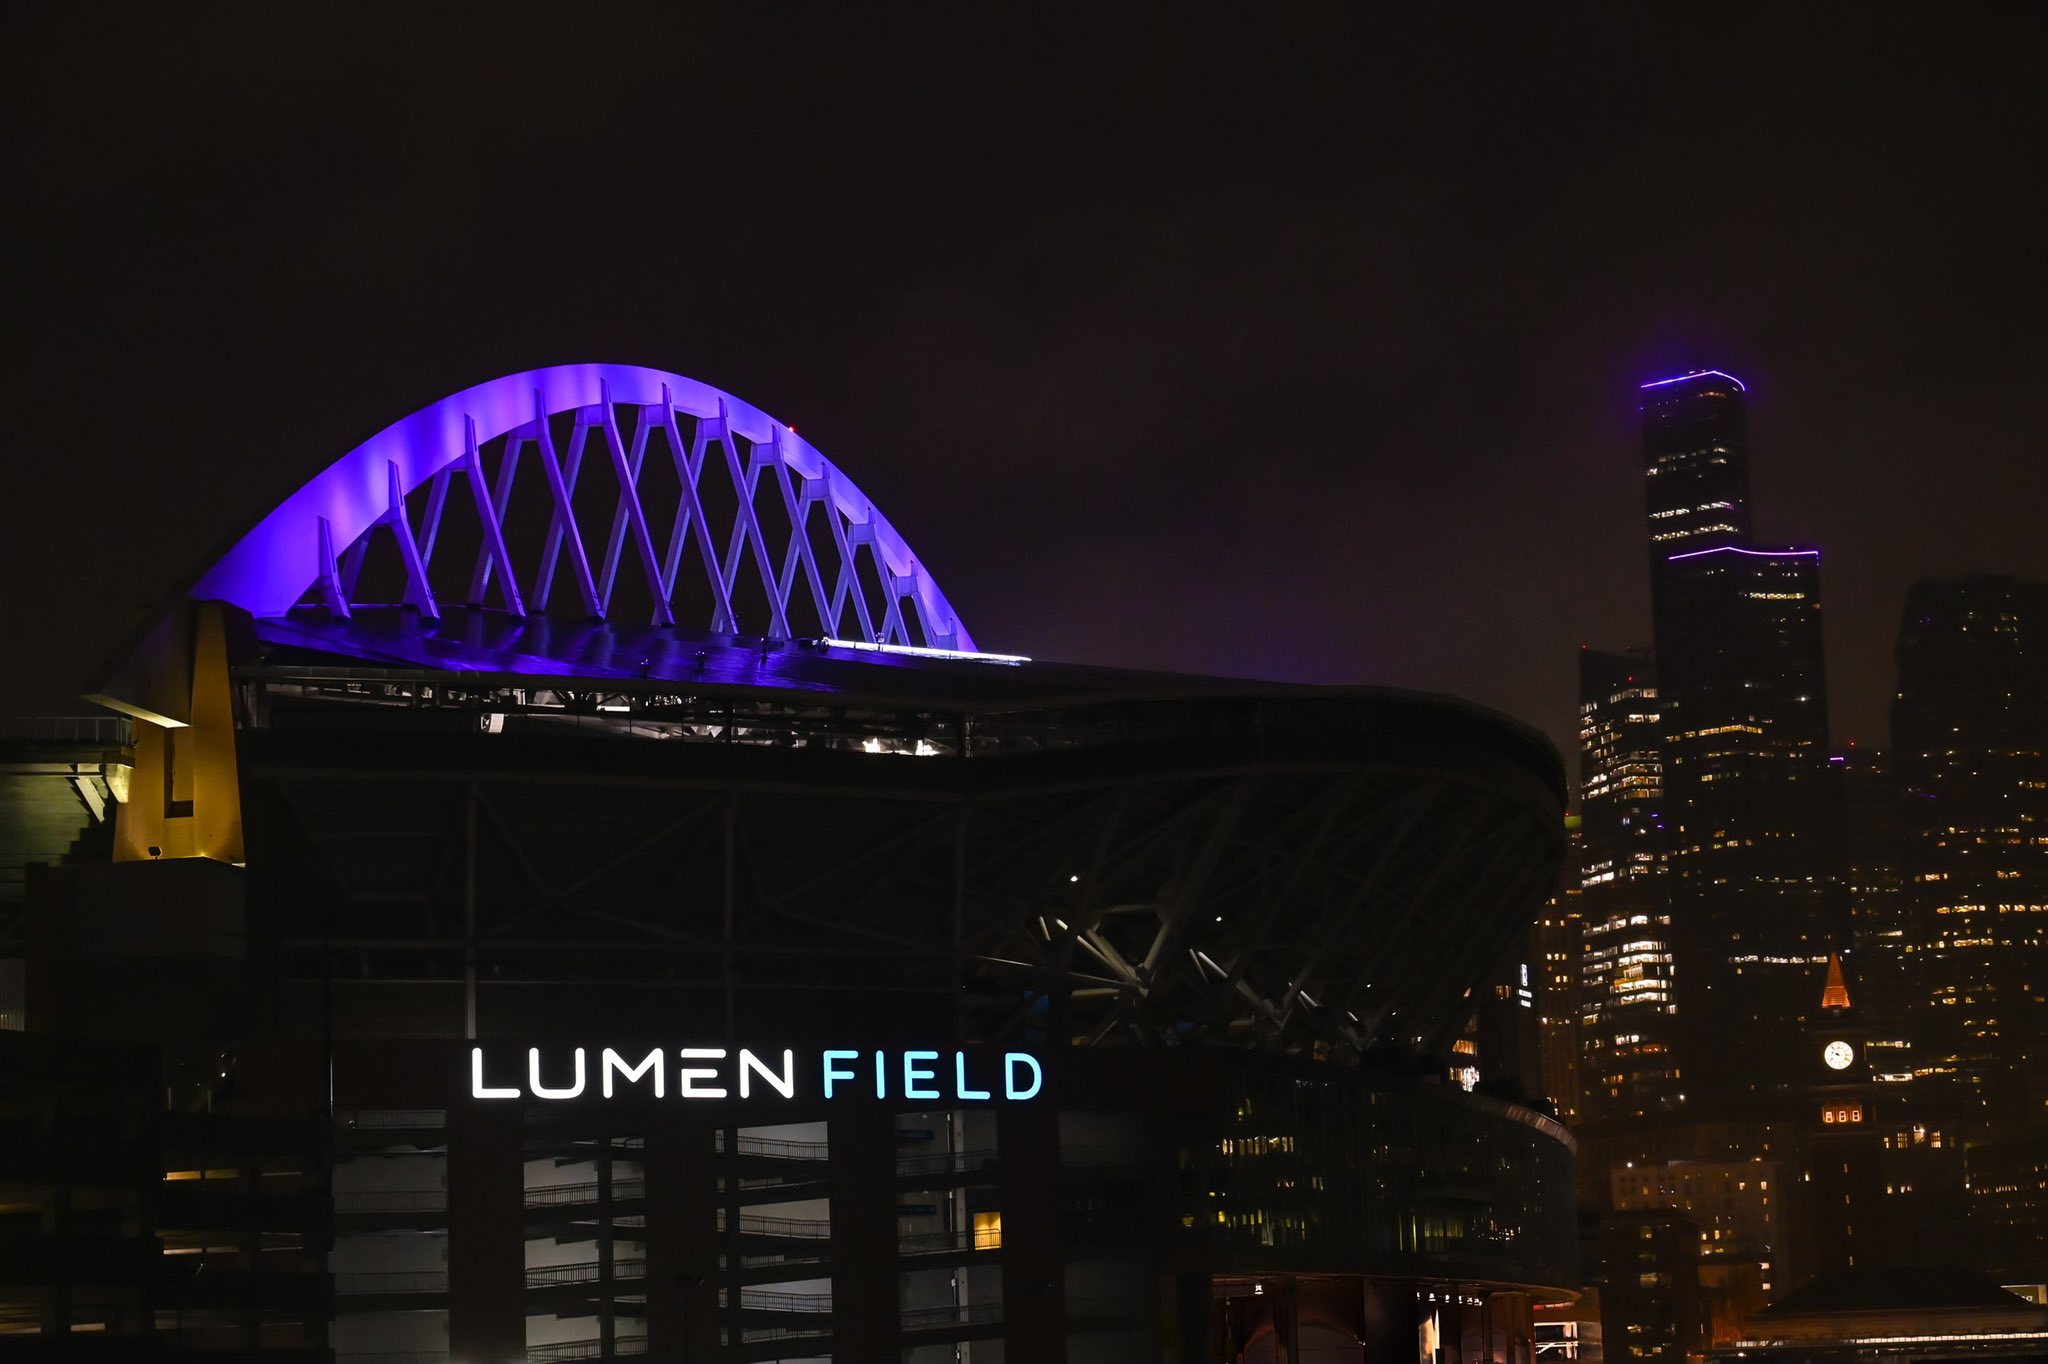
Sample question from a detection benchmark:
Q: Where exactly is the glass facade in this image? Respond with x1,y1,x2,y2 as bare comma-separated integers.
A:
1178,1062,1577,1291
1576,649,1682,1121
1893,575,2048,1131
1640,373,1753,563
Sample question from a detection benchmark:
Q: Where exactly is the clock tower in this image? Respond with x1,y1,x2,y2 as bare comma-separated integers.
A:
1804,952,1882,1272
1811,953,1868,1092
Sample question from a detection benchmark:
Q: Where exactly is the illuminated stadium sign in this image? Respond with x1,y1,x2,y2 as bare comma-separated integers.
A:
470,1046,1043,1103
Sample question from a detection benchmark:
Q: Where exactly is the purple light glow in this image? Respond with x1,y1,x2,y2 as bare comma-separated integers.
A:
184,364,976,651
1640,369,1747,393
1665,545,1820,562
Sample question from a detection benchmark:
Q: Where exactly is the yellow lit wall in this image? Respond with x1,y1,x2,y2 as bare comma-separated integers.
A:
113,602,244,864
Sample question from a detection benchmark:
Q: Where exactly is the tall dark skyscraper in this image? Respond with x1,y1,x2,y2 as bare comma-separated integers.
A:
1834,745,1916,1084
1640,369,1752,562
1576,647,1681,1121
1892,575,2048,1132
1535,819,1585,1125
1642,371,1837,1110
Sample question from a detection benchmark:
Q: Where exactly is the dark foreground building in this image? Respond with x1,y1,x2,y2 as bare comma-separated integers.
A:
3,365,1576,1362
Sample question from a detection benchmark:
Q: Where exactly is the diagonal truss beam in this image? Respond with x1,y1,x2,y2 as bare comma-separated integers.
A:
710,400,790,638
460,416,526,616
593,381,673,625
658,390,736,631
532,389,601,615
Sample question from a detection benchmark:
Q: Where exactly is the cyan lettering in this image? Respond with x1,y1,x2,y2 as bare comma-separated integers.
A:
954,1051,991,1101
1004,1051,1043,1101
822,1049,860,1099
903,1050,940,1100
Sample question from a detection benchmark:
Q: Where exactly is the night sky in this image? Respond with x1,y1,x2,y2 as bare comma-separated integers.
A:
8,7,2045,764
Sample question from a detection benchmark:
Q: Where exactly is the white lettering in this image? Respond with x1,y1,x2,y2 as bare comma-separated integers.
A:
471,1046,1042,1104
603,1047,664,1099
739,1048,795,1100
529,1046,586,1100
678,1047,727,1098
472,1047,520,1099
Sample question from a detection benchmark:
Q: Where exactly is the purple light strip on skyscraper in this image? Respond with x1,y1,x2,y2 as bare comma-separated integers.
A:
1640,369,1747,393
1666,545,1820,562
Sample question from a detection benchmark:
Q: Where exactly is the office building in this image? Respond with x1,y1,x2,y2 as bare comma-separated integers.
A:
1575,648,1680,1122
1535,823,1585,1125
1639,370,1752,564
1642,372,1837,1109
1834,747,1915,1082
1891,575,2048,1131
1594,1210,1703,1363
1610,1159,1781,1345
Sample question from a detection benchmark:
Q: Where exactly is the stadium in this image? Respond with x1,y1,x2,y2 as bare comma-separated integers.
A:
6,365,1573,1362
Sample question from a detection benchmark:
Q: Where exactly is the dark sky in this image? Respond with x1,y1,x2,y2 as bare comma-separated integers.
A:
8,6,2045,764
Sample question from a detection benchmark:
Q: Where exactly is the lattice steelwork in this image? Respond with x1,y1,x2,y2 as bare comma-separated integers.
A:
190,365,973,649
238,674,1564,1059
130,363,1565,1059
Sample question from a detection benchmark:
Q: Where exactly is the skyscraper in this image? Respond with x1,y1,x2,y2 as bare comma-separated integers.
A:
1642,372,1837,1109
1640,369,1752,564
1536,819,1585,1124
1834,745,1915,1084
1892,575,2048,1131
1576,648,1681,1121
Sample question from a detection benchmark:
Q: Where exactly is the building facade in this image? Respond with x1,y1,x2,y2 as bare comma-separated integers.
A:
1575,648,1680,1122
1642,372,1838,1110
1891,575,2048,1133
1535,822,1585,1126
3,364,1580,1363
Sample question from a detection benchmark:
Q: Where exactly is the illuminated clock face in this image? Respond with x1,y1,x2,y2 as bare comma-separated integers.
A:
1823,1040,1855,1071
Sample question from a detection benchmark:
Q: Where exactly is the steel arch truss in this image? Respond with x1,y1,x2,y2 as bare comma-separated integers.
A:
194,365,973,649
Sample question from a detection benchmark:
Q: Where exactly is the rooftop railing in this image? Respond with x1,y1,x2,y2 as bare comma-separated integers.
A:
527,1337,647,1361
526,1258,646,1288
0,715,133,746
901,1299,1004,1331
715,1131,830,1160
897,1226,995,1255
525,1178,646,1207
732,1287,833,1316
721,1212,831,1240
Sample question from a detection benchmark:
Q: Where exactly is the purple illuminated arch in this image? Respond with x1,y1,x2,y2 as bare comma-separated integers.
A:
1666,545,1819,562
1640,369,1747,393
190,364,975,650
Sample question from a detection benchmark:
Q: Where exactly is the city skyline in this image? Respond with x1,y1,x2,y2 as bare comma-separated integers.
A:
5,10,2047,1358
5,8,2046,769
